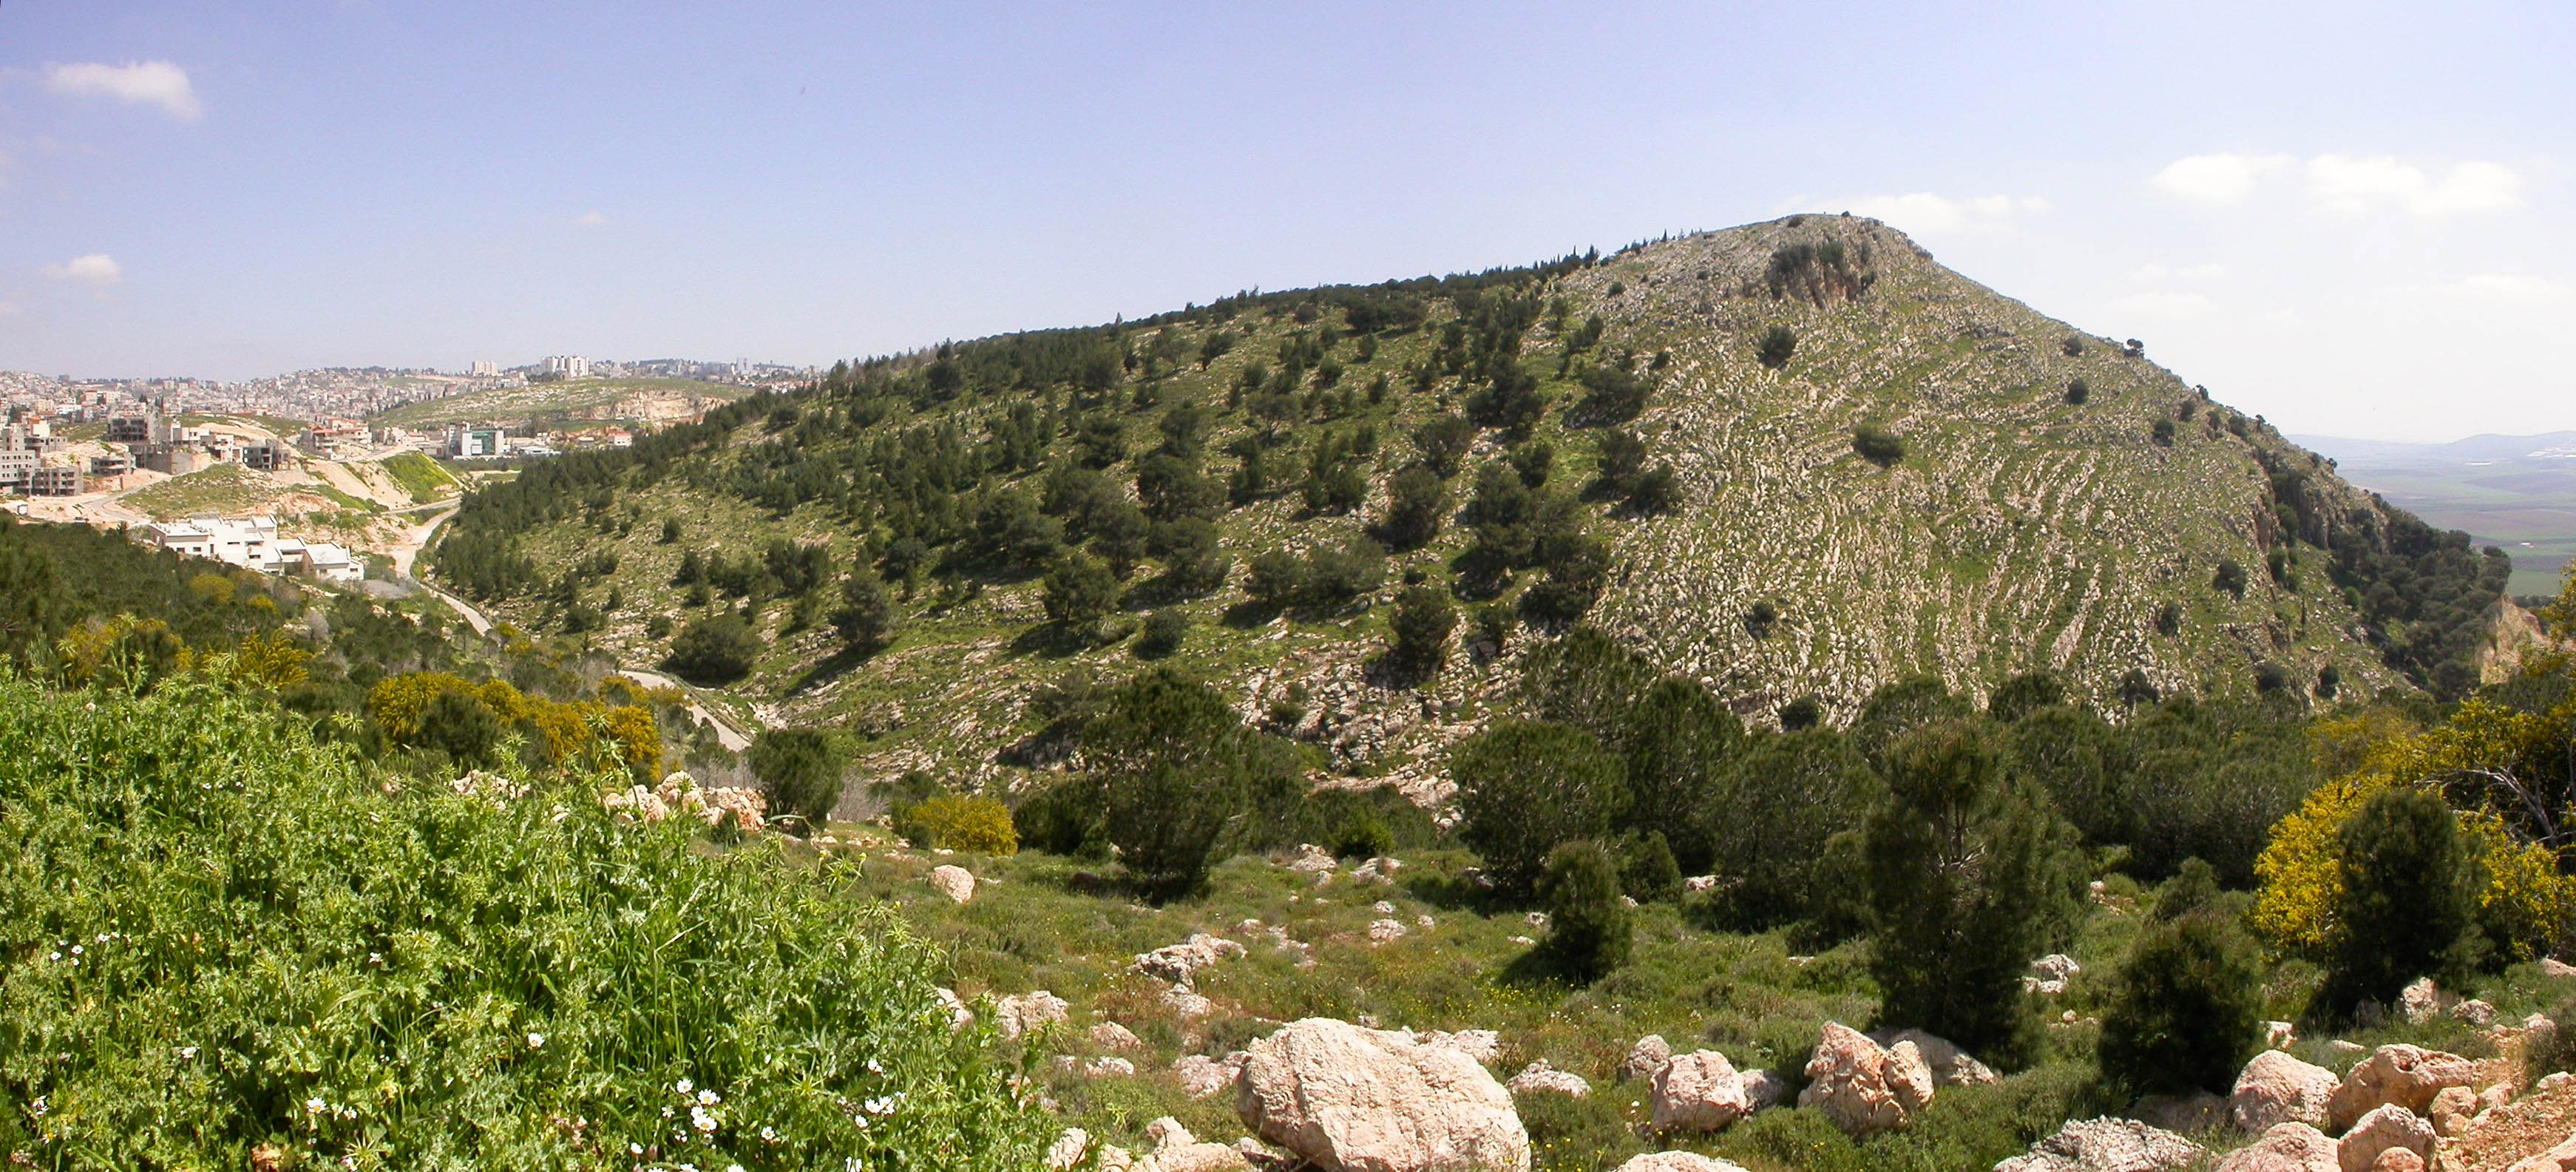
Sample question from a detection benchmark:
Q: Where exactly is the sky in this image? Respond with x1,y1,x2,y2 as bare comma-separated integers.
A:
1,1,2569,442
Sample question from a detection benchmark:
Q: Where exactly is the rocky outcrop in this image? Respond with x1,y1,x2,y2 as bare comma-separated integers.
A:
1234,1018,1530,1172
1650,1051,1749,1133
1091,1022,1144,1051
2335,1105,2432,1172
2328,1046,2475,1131
2213,1122,2339,1172
1173,1052,1248,1100
2233,1051,2339,1131
995,990,1071,1040
2025,954,2083,996
1739,1069,1789,1114
1993,1117,2201,1172
2426,1085,2477,1137
1870,1028,1997,1086
1797,1022,1934,1137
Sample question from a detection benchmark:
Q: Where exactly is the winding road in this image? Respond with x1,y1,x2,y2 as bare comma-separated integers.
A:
394,505,754,753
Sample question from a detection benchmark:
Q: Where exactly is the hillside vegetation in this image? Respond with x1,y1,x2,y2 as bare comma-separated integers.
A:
430,216,2507,795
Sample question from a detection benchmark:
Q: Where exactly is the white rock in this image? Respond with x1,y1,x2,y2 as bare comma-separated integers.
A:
1146,1117,1198,1151
1091,1021,1144,1051
1234,1017,1531,1172
2541,958,2576,979
997,990,1071,1040
1134,934,1249,986
1797,1022,1933,1137
1048,1128,1092,1170
2334,1104,2431,1172
1684,875,1718,893
1163,983,1216,1020
2327,1045,2475,1131
935,986,974,1030
1993,1117,2202,1172
2450,999,2496,1028
928,864,976,904
1620,1035,1674,1083
1287,844,1339,873
1418,1029,1503,1066
2233,1050,2338,1132
1740,1069,1789,1114
1868,1029,1997,1086
2396,978,2441,1026
1373,901,1397,915
1089,1056,1138,1077
1173,1051,1249,1100
1613,1155,1751,1172
1368,918,1407,944
1506,1061,1592,1098
2264,1021,2298,1050
1651,1050,1749,1133
2211,1122,2337,1172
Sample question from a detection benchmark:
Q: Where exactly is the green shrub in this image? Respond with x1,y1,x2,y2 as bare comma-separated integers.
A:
2524,997,2576,1084
1134,609,1188,659
2098,913,2262,1095
1085,668,1301,900
1703,728,1881,929
1721,1108,1868,1172
1618,830,1683,904
1851,424,1905,467
1866,719,2083,1068
2064,378,2089,404
1758,325,1798,369
662,612,762,685
1388,585,1458,680
833,570,898,648
1454,721,1630,900
1332,808,1397,861
0,673,1045,1168
2322,786,2482,1015
1539,839,1633,980
896,795,1020,855
749,727,844,826
1516,1086,1646,1171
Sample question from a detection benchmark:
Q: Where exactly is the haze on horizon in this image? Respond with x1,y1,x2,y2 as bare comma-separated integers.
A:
2,1,2569,443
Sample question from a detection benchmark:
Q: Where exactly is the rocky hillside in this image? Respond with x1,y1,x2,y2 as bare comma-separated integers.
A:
430,215,2507,797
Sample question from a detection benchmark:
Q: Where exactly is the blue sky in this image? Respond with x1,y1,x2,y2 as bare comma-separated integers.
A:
3,1,2569,441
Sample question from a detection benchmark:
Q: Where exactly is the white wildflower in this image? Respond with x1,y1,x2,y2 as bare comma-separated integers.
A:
526,1032,546,1049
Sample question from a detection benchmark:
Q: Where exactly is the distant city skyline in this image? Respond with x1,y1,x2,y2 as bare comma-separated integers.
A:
3,1,2569,441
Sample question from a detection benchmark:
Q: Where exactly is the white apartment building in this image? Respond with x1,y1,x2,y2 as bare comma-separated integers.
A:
540,355,590,380
141,515,280,573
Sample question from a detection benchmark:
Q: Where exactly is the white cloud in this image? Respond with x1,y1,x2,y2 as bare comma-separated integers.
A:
0,297,21,318
42,61,202,120
2114,291,2215,318
2151,153,2291,206
2130,262,2226,282
41,254,123,286
2306,155,2522,216
2388,272,2575,308
1844,192,2049,235
571,210,608,227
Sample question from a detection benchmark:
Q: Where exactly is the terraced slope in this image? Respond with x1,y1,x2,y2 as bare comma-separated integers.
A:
431,216,2506,798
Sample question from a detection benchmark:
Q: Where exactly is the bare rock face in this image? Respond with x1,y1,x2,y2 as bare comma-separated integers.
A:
1870,1028,1999,1086
1612,1155,1753,1172
2327,1046,2475,1131
2541,958,2576,979
2025,954,2084,996
1992,1117,2203,1172
2396,978,2441,1026
2233,1051,2340,1132
2334,1105,2433,1172
2211,1122,2339,1172
2450,998,2497,1028
1797,1021,1934,1137
996,990,1071,1040
1234,1018,1531,1172
1621,1035,1675,1083
1505,1061,1591,1099
1650,1051,1749,1133
927,864,975,903
1287,844,1339,874
1417,1029,1503,1066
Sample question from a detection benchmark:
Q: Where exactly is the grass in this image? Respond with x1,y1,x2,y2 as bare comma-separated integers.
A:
380,450,460,504
373,378,750,430
0,671,1048,1171
123,464,282,520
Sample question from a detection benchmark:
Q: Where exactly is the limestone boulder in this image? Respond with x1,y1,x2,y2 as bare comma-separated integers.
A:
996,990,1071,1040
2327,1046,2475,1131
927,864,975,903
1870,1028,1999,1086
1993,1117,2202,1172
1173,1052,1248,1100
2367,1150,2423,1172
2334,1105,2432,1172
1620,1035,1673,1083
1506,1061,1591,1099
2396,978,2441,1026
1133,933,1248,986
1613,1155,1752,1172
1144,1144,1252,1172
1739,1069,1790,1114
2211,1122,2339,1172
1235,1017,1531,1172
2426,1085,2475,1137
1650,1050,1749,1133
1797,1022,1934,1137
2232,1051,2339,1131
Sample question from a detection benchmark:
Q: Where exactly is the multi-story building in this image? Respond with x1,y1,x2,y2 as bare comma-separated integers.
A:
241,438,290,472
446,424,504,458
105,412,156,445
89,449,135,478
30,466,84,496
0,449,36,492
540,355,590,380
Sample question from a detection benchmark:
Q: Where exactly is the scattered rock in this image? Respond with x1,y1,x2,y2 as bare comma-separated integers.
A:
2366,1150,2423,1172
1148,1118,1198,1150
1869,1028,1997,1086
1506,1061,1591,1098
1374,901,1398,915
1739,1069,1790,1114
2478,1082,2515,1113
2541,958,2576,979
2212,1122,2339,1172
997,990,1071,1040
1993,1117,2203,1172
2427,1085,2476,1137
1173,1052,1249,1100
1650,1051,1751,1133
1089,1056,1138,1077
1621,1035,1673,1083
2452,999,2498,1028
1287,844,1339,874
2233,1051,2339,1132
2335,1104,2432,1172
1525,912,1549,929
1368,919,1407,944
1797,1021,1934,1137
1135,934,1249,986
2328,1046,2475,1131
2397,978,2441,1026
1234,1017,1531,1172
2503,1132,2576,1172
927,864,976,904
1350,857,1403,885
935,986,974,1030
1091,1022,1144,1051
2265,1021,2299,1050
2025,954,2083,995
1163,983,1216,1020
2330,1041,2365,1056
1684,875,1718,893
1418,1030,1503,1066
1149,1142,1255,1172
1048,1128,1092,1171
1613,1155,1750,1172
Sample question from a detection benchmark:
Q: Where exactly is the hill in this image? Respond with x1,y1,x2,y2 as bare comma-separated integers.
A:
429,215,2510,795
370,375,753,430
2294,431,2576,599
